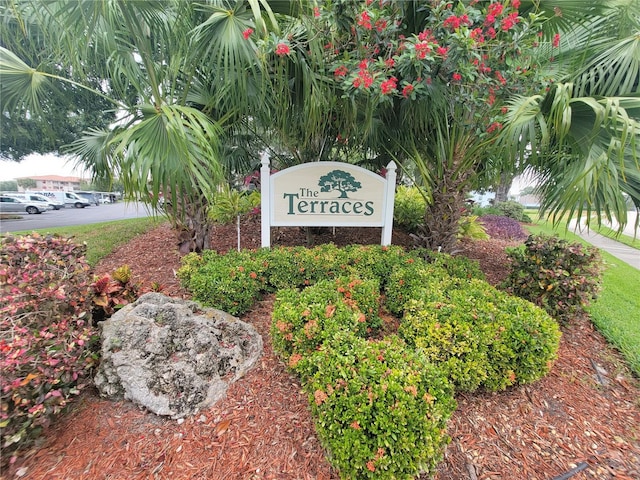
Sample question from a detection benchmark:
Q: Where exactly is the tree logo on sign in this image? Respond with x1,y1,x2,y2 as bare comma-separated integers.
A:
318,170,362,198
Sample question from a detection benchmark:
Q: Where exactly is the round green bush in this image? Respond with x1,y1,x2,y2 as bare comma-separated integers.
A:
398,279,561,392
297,331,456,479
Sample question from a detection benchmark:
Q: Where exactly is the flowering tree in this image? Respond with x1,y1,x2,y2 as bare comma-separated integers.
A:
285,0,547,251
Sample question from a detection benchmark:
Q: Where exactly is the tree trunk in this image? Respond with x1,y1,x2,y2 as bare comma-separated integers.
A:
414,183,468,254
412,152,472,254
494,172,513,204
173,195,212,253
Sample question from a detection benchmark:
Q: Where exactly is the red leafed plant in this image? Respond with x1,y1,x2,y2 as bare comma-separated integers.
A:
91,265,162,322
0,233,99,465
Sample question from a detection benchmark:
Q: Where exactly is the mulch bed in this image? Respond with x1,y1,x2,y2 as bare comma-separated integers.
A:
4,220,640,480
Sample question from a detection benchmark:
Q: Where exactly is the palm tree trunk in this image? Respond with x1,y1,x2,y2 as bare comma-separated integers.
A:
174,196,211,253
415,181,468,254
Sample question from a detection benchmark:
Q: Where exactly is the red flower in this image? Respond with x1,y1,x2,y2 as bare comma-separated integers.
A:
487,121,503,133
452,72,462,82
313,6,320,17
242,28,253,40
512,0,521,8
402,84,414,98
501,12,520,31
357,11,372,30
385,58,395,68
436,46,448,57
381,76,397,95
375,19,388,32
488,3,504,17
553,33,560,48
334,65,349,78
275,43,290,56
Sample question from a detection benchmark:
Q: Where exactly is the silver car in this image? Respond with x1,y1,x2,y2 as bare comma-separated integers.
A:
0,195,53,214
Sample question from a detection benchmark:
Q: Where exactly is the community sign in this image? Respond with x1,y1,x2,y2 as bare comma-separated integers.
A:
260,159,396,247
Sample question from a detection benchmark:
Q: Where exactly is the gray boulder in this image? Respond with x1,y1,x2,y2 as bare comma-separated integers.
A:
94,292,262,418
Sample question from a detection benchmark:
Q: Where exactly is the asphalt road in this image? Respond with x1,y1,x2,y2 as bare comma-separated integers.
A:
0,201,154,234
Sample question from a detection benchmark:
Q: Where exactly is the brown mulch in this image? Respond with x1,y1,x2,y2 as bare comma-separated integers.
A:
4,220,640,480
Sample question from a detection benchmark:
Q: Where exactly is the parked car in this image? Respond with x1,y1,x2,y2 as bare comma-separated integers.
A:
26,190,90,208
75,191,100,206
5,193,64,210
0,195,52,214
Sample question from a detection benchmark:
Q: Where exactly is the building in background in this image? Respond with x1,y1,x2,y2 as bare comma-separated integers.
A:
15,175,82,192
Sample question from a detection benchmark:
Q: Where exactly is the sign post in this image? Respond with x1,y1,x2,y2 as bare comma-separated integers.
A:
260,159,396,248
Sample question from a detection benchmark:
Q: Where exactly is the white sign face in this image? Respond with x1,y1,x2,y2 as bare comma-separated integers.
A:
270,162,386,226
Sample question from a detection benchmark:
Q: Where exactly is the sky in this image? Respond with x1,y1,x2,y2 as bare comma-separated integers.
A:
0,153,90,182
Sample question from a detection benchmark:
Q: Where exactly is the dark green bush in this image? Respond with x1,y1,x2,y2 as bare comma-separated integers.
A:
297,331,456,479
177,249,266,316
0,234,99,462
398,279,561,392
501,234,604,322
493,200,531,222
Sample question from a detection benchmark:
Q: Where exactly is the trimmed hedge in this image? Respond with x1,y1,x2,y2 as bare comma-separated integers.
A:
180,242,561,479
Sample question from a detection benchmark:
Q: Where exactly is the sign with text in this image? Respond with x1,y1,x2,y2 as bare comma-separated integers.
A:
260,160,396,247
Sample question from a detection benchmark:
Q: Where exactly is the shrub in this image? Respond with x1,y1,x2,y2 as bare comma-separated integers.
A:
297,332,456,479
479,214,529,240
393,185,427,233
208,186,260,224
398,279,561,392
341,244,413,288
177,249,266,316
418,249,486,282
493,200,532,223
501,234,604,322
263,245,348,291
271,276,381,361
458,214,489,240
0,234,99,461
91,264,154,322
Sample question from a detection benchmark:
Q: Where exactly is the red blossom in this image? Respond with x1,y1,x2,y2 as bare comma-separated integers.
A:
501,12,520,31
275,43,290,56
375,19,388,32
380,76,397,94
512,0,521,8
452,72,462,82
357,11,372,30
242,28,253,40
487,121,503,133
334,65,349,77
436,46,448,57
471,28,485,43
402,84,414,98
385,58,395,68
553,33,560,47
313,6,320,17
488,3,504,17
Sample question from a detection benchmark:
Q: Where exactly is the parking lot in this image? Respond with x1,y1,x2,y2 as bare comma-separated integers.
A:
0,201,154,234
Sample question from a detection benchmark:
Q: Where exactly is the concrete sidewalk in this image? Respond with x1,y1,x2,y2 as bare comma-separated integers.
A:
569,221,639,270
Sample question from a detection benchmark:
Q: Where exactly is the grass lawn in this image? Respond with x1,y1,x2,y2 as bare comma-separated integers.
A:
7,217,162,266
526,221,640,376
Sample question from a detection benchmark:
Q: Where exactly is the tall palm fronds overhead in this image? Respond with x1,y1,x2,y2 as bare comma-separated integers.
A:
503,0,640,232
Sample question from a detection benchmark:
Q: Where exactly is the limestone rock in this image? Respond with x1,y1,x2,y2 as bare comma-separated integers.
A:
94,292,262,418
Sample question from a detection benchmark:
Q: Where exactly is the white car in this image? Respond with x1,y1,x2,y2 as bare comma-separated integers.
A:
0,195,53,214
6,193,64,210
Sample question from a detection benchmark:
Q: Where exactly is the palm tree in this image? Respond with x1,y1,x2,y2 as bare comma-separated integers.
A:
503,0,640,232
0,0,278,252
